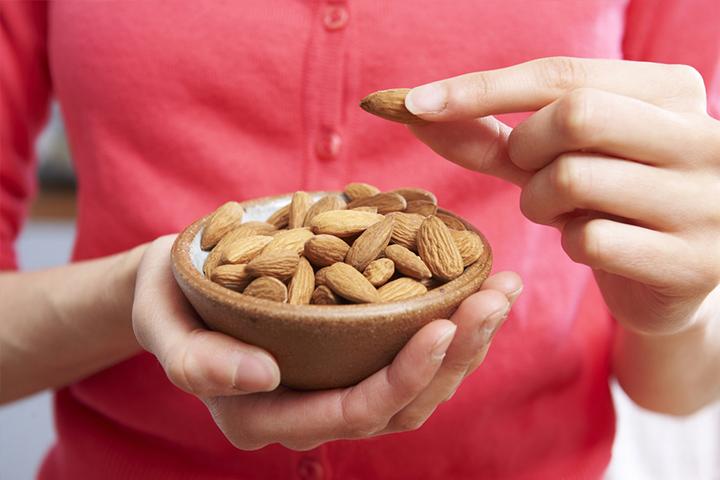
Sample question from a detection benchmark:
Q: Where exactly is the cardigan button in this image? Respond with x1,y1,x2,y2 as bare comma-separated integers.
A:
323,4,349,31
297,456,324,480
315,128,342,161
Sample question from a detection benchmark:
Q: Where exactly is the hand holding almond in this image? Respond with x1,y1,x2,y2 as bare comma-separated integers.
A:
367,57,720,413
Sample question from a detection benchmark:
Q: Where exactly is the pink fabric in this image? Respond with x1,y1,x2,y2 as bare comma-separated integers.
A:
1,1,718,479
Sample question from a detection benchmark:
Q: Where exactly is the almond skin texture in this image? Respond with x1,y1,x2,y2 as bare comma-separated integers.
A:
243,276,288,302
345,216,395,271
350,206,378,213
436,212,466,231
314,266,330,286
344,182,380,201
310,210,384,237
392,188,437,205
205,222,277,275
417,216,464,281
288,191,313,229
304,234,350,268
346,192,407,215
246,250,300,281
363,258,395,287
310,285,341,305
384,244,432,280
266,204,290,229
201,201,245,250
210,264,252,292
222,235,274,265
387,212,424,251
378,277,428,302
450,230,484,266
288,257,315,305
359,89,426,125
303,195,347,227
404,199,438,217
324,262,380,304
263,228,314,255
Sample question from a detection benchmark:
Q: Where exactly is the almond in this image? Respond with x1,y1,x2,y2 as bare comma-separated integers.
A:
363,258,395,287
359,89,426,125
346,192,407,214
387,212,424,251
324,262,379,303
210,264,252,292
344,182,380,201
311,285,341,305
350,206,378,213
303,195,347,227
289,191,313,229
246,250,300,281
304,234,350,268
392,188,437,205
450,230,484,266
314,266,330,286
201,201,245,250
288,257,315,305
243,276,288,302
436,212,466,231
263,228,314,255
378,277,428,302
310,210,384,237
345,216,395,271
222,235,274,264
384,244,432,280
404,199,438,217
417,216,464,281
203,221,278,276
266,204,290,228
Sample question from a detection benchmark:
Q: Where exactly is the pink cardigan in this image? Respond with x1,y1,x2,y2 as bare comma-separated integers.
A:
1,1,718,478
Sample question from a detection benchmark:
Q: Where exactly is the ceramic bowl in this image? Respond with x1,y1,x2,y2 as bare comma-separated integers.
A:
171,192,492,390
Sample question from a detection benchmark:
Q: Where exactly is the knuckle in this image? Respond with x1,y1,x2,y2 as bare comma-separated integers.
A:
564,219,607,264
538,56,586,92
391,413,429,432
468,72,493,107
549,155,587,204
673,64,706,95
554,89,595,143
338,390,384,438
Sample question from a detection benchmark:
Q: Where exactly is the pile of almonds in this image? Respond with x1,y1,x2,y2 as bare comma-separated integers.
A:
200,183,484,304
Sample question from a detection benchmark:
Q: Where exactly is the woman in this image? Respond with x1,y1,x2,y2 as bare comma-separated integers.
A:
1,1,719,478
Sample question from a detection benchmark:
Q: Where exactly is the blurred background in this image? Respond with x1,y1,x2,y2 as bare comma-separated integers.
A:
0,109,719,479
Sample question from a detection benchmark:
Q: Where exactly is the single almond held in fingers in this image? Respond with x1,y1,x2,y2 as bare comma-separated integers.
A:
311,285,341,305
222,235,274,264
404,199,438,217
387,212,424,251
310,210,384,237
384,244,432,280
378,277,428,302
359,89,426,125
450,230,484,266
243,276,288,302
210,264,252,292
304,234,350,267
303,195,347,227
363,258,395,287
345,216,395,271
246,250,300,281
418,216,464,281
262,228,314,255
201,201,245,250
288,257,315,305
346,192,407,215
289,191,313,229
324,262,380,304
344,182,380,201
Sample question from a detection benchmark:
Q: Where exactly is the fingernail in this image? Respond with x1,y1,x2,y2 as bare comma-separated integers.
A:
508,286,524,305
406,83,448,115
431,324,457,361
233,352,280,392
480,306,510,343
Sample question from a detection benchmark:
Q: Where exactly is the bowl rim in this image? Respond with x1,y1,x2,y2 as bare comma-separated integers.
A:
171,191,493,325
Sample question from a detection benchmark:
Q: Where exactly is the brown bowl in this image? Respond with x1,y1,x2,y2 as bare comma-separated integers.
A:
171,192,492,390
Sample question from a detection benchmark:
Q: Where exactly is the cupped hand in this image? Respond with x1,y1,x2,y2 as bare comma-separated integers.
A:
132,236,521,450
405,57,720,335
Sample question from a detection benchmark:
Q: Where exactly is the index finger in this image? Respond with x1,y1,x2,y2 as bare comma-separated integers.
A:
405,57,706,121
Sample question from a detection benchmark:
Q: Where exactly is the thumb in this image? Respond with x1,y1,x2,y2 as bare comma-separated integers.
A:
132,235,280,398
408,117,531,187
